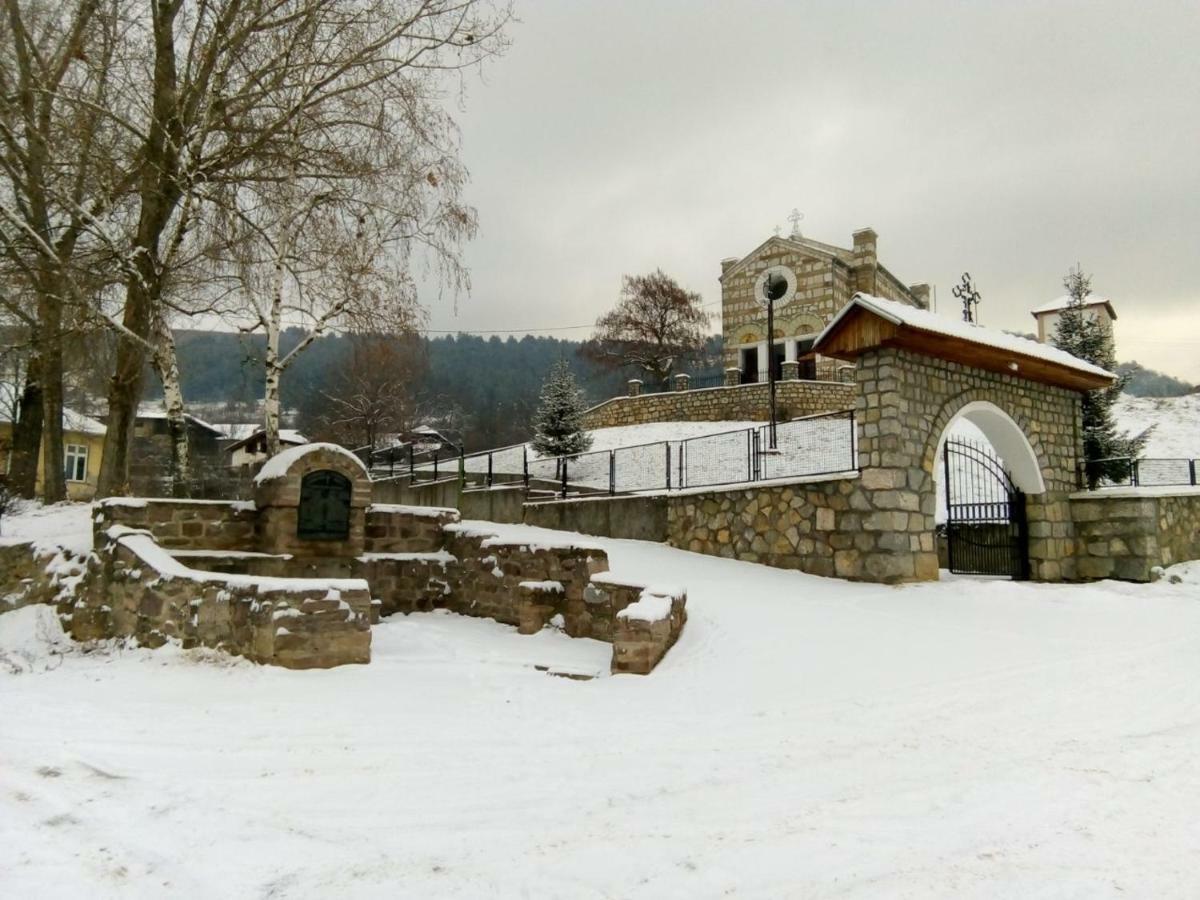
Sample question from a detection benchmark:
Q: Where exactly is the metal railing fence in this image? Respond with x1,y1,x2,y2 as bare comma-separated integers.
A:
1079,456,1199,489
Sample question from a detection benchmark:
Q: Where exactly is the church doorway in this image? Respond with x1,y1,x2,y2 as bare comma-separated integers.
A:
739,346,759,384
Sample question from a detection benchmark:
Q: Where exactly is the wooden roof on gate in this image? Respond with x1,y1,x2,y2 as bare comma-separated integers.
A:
813,294,1116,392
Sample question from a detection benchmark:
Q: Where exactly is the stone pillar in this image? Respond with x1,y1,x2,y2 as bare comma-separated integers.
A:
724,367,741,387
673,373,690,392
627,379,643,397
837,348,938,584
780,360,799,381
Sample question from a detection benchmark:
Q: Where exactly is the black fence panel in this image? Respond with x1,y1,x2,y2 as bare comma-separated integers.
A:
614,441,675,492
383,410,860,498
1079,456,1199,489
756,410,857,481
680,427,753,488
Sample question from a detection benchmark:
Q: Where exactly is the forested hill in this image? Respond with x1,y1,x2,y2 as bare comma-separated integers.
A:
150,330,721,449
146,329,1191,451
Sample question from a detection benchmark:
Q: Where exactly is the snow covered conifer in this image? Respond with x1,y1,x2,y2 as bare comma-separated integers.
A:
532,360,594,457
1053,266,1148,487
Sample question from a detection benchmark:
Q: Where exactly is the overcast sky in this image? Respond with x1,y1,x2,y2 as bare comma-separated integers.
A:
424,0,1200,382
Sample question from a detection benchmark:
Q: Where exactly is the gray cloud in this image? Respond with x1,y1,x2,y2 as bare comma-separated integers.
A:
425,0,1200,381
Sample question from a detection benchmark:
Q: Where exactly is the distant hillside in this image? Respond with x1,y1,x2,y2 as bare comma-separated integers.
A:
1115,361,1195,397
148,329,722,450
1113,393,1200,458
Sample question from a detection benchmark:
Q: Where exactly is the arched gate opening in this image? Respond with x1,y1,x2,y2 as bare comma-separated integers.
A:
933,402,1044,579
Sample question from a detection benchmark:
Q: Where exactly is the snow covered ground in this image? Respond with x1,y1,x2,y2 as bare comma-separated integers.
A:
0,501,93,557
3,510,1200,897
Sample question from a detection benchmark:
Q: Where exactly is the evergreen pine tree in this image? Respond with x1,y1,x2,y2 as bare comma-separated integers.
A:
1052,266,1148,487
531,360,594,457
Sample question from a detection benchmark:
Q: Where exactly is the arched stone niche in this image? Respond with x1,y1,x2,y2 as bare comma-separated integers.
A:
254,443,372,557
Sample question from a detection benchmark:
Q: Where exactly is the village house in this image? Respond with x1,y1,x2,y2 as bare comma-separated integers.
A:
226,428,308,470
0,404,107,501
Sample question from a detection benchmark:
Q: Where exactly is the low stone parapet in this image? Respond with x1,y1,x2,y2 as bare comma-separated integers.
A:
611,586,688,675
73,526,372,669
95,498,256,551
582,379,854,429
365,503,461,553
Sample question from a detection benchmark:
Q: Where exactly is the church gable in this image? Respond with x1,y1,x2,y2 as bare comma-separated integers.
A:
719,225,928,382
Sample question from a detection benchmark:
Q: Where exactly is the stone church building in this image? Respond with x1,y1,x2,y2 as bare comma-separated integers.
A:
719,226,930,383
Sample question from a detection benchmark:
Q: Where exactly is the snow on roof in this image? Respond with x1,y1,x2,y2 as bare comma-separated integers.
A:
0,383,106,435
214,423,260,441
62,408,106,435
224,428,308,453
818,293,1116,381
135,402,223,434
253,441,367,484
1031,293,1117,317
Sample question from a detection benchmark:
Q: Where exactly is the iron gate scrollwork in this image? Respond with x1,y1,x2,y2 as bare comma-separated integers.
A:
943,438,1030,579
297,470,352,541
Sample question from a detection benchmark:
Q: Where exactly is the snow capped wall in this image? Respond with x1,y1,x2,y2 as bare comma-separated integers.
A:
583,379,853,430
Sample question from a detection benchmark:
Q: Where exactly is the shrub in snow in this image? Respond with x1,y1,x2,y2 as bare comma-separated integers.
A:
531,360,593,458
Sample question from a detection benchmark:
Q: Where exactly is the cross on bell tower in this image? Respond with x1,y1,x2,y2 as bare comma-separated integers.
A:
787,208,804,238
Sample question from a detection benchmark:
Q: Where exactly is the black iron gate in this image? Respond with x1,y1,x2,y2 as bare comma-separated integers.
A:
943,438,1030,579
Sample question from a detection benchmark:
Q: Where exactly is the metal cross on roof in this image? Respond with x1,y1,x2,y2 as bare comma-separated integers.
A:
788,208,804,237
952,271,982,324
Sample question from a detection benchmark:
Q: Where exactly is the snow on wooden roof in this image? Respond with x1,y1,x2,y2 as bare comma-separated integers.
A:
814,293,1116,392
1030,293,1117,319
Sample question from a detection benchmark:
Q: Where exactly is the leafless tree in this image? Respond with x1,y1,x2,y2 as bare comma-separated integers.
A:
91,0,510,494
583,269,711,387
308,332,426,450
0,0,129,500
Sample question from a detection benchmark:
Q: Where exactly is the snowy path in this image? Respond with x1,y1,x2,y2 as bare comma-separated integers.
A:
3,522,1200,897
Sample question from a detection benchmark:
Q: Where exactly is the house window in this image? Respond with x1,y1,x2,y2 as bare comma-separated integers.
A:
65,444,88,482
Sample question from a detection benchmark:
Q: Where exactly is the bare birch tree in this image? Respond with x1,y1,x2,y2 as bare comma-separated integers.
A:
93,0,509,494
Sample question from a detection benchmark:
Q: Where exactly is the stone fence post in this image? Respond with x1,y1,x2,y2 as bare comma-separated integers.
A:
627,379,643,397
780,360,799,381
673,373,691,392
724,367,741,387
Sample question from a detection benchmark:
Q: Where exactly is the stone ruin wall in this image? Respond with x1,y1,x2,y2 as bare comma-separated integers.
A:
69,494,687,674
70,534,373,669
583,379,854,430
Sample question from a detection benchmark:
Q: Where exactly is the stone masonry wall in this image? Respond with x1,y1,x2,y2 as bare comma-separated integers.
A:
1070,490,1200,581
96,499,256,551
364,504,461,553
70,533,372,669
667,477,864,578
666,347,1084,583
853,348,1082,582
583,379,854,429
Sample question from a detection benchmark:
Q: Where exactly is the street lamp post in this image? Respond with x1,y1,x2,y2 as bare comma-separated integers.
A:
762,271,789,449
